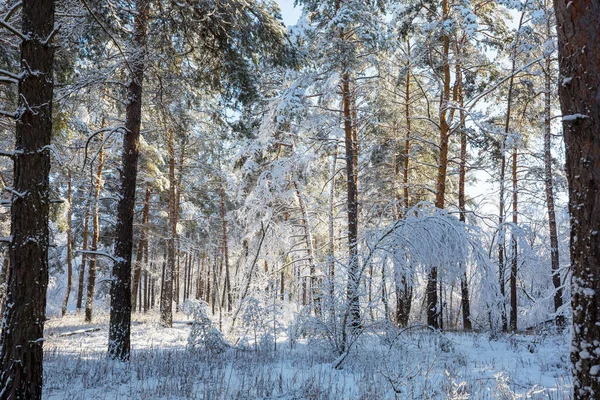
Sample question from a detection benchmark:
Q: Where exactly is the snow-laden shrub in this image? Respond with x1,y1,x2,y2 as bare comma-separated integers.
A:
240,296,278,351
184,299,229,354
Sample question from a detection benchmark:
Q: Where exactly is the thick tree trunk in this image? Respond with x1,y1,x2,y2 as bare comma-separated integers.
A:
0,0,55,395
107,0,149,360
85,130,105,323
553,0,600,396
61,171,73,316
132,185,151,311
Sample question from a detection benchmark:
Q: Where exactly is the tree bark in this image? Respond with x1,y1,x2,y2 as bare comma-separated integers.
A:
0,0,55,395
107,0,149,360
553,0,600,396
0,258,8,320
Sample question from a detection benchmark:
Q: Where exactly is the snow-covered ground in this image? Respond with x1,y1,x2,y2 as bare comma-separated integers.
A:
44,313,572,399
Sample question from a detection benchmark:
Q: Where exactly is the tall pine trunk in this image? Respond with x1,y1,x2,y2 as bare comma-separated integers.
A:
108,0,149,360
0,0,55,394
553,0,600,396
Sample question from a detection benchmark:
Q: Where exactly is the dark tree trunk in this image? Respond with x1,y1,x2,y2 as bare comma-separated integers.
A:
107,0,149,361
0,0,55,395
553,0,600,396
395,275,412,327
61,171,73,316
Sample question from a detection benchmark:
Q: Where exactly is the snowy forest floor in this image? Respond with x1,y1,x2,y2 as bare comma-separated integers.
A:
43,313,572,399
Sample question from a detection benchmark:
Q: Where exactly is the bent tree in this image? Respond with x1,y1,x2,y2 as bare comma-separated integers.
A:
553,0,600,397
0,0,56,396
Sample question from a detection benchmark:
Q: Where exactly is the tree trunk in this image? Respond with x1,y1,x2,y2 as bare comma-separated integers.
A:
342,73,360,331
0,258,8,319
76,198,91,310
107,0,149,361
428,0,451,329
510,147,518,331
220,181,232,312
396,40,413,327
0,0,55,394
85,129,105,323
293,180,318,314
543,12,563,327
132,185,151,311
327,148,337,316
61,171,73,317
553,0,600,396
161,130,176,327
456,61,472,331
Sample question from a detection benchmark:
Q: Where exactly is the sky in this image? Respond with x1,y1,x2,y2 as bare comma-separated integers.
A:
276,0,302,26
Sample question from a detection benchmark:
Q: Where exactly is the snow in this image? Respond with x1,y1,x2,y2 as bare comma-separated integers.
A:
43,313,572,399
562,114,589,121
